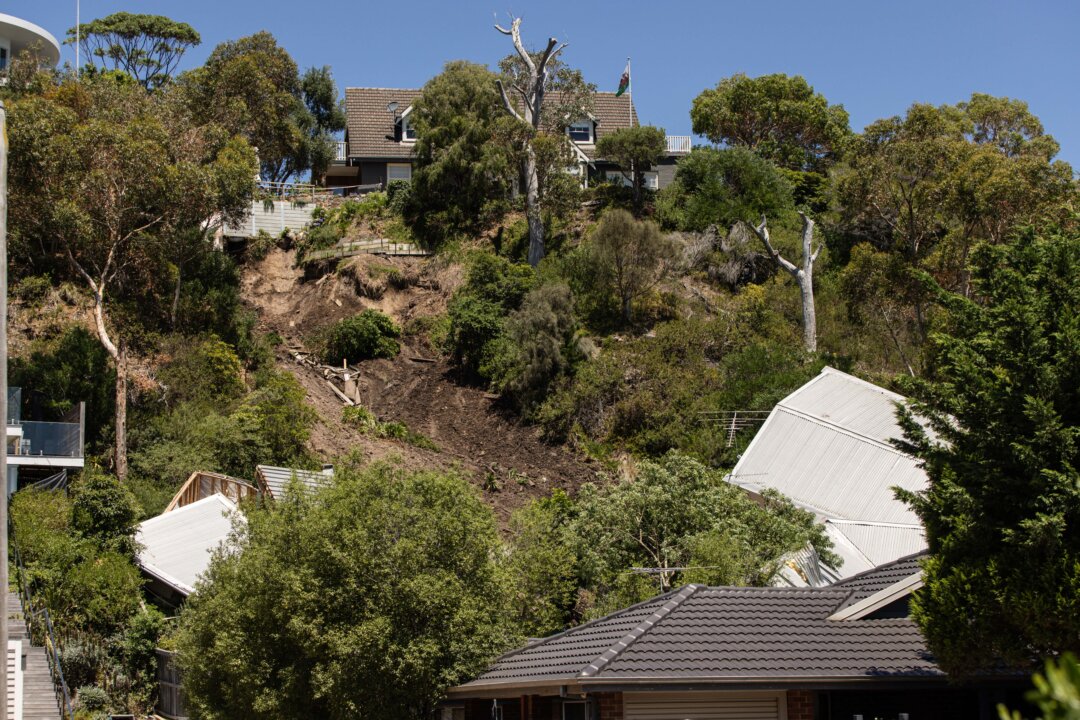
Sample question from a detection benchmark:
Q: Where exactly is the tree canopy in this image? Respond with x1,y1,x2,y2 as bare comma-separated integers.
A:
67,12,201,89
897,226,1080,677
407,61,516,243
690,73,851,173
176,460,513,720
596,125,667,204
185,32,342,183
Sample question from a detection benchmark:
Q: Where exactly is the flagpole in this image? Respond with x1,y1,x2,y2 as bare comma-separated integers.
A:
627,56,633,125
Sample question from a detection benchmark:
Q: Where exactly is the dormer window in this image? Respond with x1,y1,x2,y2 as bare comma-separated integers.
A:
568,119,593,144
399,107,417,142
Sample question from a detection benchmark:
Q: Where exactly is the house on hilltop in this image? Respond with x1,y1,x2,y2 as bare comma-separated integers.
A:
328,87,691,193
727,367,929,584
445,552,1025,720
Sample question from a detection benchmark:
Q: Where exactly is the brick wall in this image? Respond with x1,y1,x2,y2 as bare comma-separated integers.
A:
786,689,816,720
594,692,624,720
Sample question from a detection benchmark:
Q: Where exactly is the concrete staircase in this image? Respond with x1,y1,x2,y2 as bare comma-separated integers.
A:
7,591,62,720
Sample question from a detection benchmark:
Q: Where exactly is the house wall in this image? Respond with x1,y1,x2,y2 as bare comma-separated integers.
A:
595,691,623,720
360,161,388,188
787,689,814,720
655,156,679,189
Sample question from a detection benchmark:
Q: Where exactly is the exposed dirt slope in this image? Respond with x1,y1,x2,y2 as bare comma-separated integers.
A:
242,248,599,521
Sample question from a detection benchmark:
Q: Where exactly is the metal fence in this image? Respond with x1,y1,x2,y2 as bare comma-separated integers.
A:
17,420,82,458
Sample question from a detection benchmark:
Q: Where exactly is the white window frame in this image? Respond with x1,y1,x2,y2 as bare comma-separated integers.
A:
604,170,658,190
400,106,417,143
568,118,594,144
387,163,412,182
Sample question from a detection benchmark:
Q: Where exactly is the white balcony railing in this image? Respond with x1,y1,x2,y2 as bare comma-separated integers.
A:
334,141,347,162
666,135,692,154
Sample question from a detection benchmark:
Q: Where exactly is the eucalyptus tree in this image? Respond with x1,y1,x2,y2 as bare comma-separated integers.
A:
66,12,200,89
7,77,256,479
494,16,594,266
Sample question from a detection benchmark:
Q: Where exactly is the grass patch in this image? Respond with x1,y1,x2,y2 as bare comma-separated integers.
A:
342,406,439,451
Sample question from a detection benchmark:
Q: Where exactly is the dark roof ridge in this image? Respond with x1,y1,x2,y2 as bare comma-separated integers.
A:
832,550,928,588
581,584,702,679
486,584,691,666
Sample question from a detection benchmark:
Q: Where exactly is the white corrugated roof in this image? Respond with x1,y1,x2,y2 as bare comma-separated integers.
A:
136,494,241,596
256,464,333,498
729,367,928,580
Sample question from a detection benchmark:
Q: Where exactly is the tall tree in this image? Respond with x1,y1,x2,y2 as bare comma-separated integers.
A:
896,227,1080,677
7,77,256,479
176,460,513,720
407,61,515,243
300,66,347,184
184,32,312,183
67,12,200,89
745,213,821,352
690,73,851,173
494,16,593,266
596,125,666,205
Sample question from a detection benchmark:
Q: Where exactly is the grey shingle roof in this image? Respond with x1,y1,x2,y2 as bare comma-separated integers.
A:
832,551,926,610
255,465,333,499
343,87,638,162
455,558,937,692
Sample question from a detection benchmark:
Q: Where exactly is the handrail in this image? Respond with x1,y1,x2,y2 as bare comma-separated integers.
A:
10,522,75,720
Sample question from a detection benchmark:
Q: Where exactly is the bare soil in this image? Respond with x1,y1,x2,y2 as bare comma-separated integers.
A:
241,248,600,523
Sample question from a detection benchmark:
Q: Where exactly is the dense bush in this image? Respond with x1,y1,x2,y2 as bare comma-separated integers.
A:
655,146,793,232
491,283,579,414
446,253,535,380
504,453,837,632
176,460,515,719
316,309,401,364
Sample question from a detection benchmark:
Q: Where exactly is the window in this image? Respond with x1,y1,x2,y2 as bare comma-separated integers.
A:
568,119,593,144
387,163,412,182
0,48,7,71
400,115,417,142
562,699,592,720
605,170,659,189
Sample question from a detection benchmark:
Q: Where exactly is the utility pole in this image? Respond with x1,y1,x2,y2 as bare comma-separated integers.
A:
0,98,10,720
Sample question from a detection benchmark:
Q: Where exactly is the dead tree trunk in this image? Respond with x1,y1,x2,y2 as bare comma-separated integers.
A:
114,344,128,481
494,17,567,268
746,212,820,352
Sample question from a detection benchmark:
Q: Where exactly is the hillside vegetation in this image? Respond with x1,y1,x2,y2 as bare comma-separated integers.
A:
3,17,1078,719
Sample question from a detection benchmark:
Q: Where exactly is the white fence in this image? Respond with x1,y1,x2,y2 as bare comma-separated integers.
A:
666,135,692,154
223,200,315,238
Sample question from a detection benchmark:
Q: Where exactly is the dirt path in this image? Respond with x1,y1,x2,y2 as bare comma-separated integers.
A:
244,248,600,522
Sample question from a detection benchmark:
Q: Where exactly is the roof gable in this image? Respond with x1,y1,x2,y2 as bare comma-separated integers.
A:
454,559,939,693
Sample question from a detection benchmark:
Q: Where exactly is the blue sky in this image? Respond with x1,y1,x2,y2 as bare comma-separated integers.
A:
11,1,1080,168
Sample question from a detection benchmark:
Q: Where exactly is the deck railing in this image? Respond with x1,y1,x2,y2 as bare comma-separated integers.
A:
11,522,75,720
165,471,259,512
666,135,692,154
13,420,83,458
334,141,347,162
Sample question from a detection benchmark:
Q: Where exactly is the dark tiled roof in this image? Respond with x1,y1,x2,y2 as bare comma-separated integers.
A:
832,551,927,610
343,88,638,162
344,87,422,160
455,560,938,692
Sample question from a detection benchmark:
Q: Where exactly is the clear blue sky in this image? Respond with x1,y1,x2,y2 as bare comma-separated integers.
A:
11,0,1080,168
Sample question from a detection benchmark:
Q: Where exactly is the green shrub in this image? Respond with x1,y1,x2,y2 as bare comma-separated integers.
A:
341,406,439,451
14,274,51,305
386,180,412,216
317,309,401,364
158,335,246,405
246,230,275,261
71,470,140,554
445,253,536,380
75,685,109,712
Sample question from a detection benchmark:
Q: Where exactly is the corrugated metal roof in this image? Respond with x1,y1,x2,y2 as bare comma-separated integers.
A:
256,465,333,499
136,494,240,596
728,367,928,578
454,557,939,693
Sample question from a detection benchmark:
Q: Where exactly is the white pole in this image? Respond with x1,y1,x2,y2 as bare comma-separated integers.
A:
0,98,10,720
